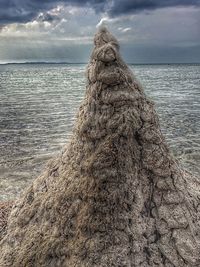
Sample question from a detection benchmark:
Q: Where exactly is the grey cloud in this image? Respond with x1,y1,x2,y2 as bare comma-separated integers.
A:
0,0,106,24
37,13,59,23
108,0,200,16
1,0,200,24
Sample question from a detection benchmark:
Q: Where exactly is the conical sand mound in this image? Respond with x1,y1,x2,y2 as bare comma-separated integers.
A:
0,27,200,267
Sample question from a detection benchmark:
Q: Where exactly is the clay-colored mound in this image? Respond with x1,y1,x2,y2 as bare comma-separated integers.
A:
0,27,200,267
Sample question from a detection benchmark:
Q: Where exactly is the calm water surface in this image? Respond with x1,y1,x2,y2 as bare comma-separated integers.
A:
0,63,199,200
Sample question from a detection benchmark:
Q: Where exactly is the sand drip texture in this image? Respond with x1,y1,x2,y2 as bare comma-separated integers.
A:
0,201,13,240
0,27,200,267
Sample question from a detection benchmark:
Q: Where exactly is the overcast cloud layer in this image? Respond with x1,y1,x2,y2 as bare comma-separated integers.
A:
0,0,200,63
1,0,200,23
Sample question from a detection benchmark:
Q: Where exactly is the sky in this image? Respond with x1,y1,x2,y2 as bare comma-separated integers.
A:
0,0,200,64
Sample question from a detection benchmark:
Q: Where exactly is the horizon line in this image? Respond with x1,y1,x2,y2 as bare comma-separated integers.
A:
0,61,200,65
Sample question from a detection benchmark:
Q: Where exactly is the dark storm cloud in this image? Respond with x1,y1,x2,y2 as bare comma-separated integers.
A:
0,0,200,24
0,0,107,24
108,0,200,16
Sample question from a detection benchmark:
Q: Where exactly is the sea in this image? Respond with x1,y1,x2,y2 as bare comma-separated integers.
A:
0,63,199,201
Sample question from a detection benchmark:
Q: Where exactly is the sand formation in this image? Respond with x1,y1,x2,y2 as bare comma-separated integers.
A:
0,201,13,240
0,27,200,267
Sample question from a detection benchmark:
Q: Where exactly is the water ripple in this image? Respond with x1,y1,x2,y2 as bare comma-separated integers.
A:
0,63,199,200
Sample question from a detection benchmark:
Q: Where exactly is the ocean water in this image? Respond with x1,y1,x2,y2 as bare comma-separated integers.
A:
0,63,199,201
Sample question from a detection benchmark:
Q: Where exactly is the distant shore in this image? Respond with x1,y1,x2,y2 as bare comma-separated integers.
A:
0,62,200,66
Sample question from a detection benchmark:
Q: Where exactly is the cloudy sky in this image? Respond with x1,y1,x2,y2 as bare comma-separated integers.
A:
0,0,200,63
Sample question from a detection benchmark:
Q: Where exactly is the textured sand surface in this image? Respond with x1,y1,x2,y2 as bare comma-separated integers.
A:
0,28,200,266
